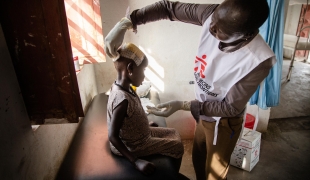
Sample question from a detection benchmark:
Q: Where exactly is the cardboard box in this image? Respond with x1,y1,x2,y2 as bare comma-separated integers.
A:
230,128,261,172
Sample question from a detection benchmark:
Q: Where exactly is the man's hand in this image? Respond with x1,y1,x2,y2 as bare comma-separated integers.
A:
104,17,132,59
135,159,156,175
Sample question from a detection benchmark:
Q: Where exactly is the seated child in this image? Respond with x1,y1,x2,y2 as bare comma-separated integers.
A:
107,43,184,175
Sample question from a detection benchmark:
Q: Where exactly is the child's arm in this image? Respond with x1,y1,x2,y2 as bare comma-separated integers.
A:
108,99,156,175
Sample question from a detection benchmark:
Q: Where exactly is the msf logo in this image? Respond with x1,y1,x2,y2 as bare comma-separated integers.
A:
194,54,207,78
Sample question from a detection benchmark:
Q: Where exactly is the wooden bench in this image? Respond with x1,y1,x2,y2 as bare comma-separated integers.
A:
56,90,184,179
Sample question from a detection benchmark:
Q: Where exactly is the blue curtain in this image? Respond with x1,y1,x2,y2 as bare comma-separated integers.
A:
249,0,285,109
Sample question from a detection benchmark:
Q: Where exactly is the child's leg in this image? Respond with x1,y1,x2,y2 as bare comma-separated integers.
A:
133,127,184,160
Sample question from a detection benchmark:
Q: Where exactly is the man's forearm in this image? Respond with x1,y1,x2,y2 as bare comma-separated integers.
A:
128,0,218,31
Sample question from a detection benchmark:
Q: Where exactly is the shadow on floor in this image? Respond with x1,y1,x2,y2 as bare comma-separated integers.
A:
180,116,310,180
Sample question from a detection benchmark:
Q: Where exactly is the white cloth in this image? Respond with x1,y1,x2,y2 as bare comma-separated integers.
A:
194,14,274,145
140,97,155,114
115,43,146,66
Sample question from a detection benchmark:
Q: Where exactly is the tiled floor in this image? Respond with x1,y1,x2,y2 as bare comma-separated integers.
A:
180,116,310,180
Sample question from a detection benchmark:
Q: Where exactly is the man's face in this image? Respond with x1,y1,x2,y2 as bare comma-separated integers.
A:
209,2,246,44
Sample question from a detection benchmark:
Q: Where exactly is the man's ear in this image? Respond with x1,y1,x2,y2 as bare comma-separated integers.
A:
127,61,134,75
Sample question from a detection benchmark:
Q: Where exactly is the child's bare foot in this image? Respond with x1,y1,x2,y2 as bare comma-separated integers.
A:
149,121,158,127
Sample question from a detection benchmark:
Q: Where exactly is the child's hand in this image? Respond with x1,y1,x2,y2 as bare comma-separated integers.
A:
149,121,159,127
135,159,156,175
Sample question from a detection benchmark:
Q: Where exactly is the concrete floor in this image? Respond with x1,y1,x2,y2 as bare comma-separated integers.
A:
179,60,310,180
180,116,310,180
270,60,310,119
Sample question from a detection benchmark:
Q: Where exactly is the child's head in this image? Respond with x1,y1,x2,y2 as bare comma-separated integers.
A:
114,43,148,87
210,0,269,43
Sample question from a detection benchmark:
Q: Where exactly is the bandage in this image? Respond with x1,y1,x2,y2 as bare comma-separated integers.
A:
114,43,146,66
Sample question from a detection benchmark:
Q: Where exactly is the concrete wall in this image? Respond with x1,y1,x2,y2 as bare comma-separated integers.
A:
94,60,117,94
285,4,302,35
77,64,98,112
284,4,302,58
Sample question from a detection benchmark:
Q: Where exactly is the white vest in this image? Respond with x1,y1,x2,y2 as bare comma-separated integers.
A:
194,14,274,145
